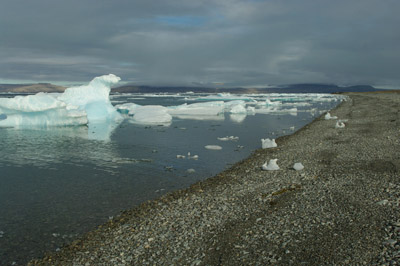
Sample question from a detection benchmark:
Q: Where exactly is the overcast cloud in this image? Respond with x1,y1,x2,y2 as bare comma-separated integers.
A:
1,0,399,87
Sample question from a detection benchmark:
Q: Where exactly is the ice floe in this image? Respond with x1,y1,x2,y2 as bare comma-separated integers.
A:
261,138,277,149
218,136,239,141
205,145,222,150
128,105,172,125
262,159,280,171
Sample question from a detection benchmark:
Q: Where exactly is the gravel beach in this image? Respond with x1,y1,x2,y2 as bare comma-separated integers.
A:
30,92,400,265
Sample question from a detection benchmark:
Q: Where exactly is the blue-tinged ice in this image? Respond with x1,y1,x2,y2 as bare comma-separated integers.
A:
0,74,122,128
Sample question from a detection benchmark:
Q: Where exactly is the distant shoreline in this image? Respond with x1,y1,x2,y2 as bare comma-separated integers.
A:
31,91,399,265
0,83,381,94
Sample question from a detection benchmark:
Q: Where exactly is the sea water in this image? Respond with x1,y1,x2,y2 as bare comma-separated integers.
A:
0,92,341,264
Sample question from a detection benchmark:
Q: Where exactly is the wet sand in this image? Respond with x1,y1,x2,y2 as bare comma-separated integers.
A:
30,92,400,265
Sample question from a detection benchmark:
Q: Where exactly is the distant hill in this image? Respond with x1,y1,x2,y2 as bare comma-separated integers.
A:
0,83,66,93
112,84,379,94
0,82,379,94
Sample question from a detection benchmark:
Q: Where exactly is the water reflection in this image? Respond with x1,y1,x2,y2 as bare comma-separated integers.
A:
0,123,121,172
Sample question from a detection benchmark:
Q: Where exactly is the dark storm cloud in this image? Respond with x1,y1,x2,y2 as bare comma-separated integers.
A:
1,0,399,87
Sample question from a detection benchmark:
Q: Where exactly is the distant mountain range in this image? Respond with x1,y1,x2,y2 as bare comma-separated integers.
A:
112,84,379,94
0,83,379,94
0,83,66,93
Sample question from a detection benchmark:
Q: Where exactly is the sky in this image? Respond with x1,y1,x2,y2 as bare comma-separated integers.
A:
1,0,400,88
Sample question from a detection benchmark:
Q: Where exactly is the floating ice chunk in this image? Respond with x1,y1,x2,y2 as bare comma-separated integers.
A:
0,93,65,113
335,121,345,128
58,74,122,123
177,155,186,159
218,136,239,141
230,104,247,114
325,112,338,120
168,101,224,116
290,126,295,131
293,163,304,171
205,145,222,150
246,106,256,114
131,105,172,125
195,93,255,102
262,159,280,171
0,74,122,128
261,138,277,149
256,107,297,115
187,168,196,173
265,99,281,106
230,114,247,123
115,103,140,115
186,152,199,160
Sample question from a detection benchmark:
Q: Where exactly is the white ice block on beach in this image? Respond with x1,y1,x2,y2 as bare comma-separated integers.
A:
293,162,304,171
325,112,338,120
261,138,277,149
335,121,345,128
262,159,280,171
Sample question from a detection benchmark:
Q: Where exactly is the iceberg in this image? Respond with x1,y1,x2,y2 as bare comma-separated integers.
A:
195,93,256,102
262,159,280,171
229,104,247,114
217,136,239,141
261,138,277,149
0,74,122,128
168,101,225,116
129,105,172,125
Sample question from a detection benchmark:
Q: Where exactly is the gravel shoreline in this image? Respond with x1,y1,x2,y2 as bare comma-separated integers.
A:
30,92,400,265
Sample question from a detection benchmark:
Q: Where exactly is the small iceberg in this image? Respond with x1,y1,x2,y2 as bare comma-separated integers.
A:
218,136,239,141
261,138,277,149
205,145,222,150
335,121,345,128
229,104,247,114
293,162,304,171
262,159,280,171
131,105,172,125
187,152,199,160
325,112,338,120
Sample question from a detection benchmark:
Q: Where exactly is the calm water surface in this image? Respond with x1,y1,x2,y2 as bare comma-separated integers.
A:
0,93,340,265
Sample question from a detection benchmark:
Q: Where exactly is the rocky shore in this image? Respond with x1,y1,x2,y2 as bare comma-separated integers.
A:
30,92,400,265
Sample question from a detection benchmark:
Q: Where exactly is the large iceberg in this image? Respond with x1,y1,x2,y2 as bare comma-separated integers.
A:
0,74,122,128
